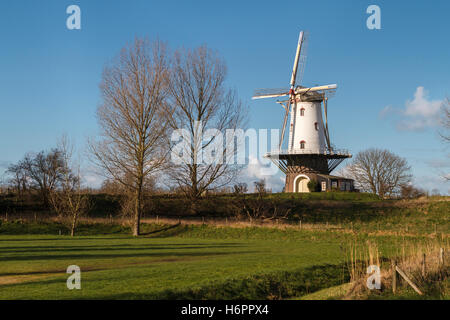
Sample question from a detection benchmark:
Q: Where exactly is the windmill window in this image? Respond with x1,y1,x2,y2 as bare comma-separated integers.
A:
300,108,305,116
314,122,318,130
300,140,306,149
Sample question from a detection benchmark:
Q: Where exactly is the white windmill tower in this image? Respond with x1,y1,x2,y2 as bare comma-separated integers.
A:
253,31,353,193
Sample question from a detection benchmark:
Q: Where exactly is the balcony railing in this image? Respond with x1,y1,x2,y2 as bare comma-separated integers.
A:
264,147,351,157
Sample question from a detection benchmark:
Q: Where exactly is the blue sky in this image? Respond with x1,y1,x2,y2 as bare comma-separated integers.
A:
0,0,449,193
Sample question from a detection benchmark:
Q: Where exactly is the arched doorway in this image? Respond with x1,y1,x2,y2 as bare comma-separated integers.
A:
293,174,310,193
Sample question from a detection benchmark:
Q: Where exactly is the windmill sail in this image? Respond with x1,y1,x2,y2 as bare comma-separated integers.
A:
252,88,289,100
290,31,308,89
290,31,304,88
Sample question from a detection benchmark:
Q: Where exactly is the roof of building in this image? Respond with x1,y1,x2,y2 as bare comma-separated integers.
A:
317,174,354,181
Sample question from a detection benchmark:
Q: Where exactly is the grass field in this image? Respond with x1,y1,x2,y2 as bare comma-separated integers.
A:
0,195,448,300
0,232,346,299
0,222,444,300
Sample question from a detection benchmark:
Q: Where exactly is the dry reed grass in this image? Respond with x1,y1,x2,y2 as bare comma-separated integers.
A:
343,239,449,299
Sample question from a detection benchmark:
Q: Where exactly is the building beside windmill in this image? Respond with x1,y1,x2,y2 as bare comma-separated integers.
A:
253,31,354,193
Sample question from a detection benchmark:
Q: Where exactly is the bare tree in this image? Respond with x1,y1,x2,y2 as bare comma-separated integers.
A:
399,183,426,199
439,97,450,144
232,179,290,221
347,148,412,198
167,46,246,212
439,98,450,181
19,149,66,207
6,162,28,200
233,182,248,195
49,137,91,236
254,179,266,195
89,38,170,236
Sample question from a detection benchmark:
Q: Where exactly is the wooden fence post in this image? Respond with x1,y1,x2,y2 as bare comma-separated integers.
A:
421,253,426,277
299,220,302,230
392,260,397,294
440,248,445,266
395,266,423,295
156,215,159,224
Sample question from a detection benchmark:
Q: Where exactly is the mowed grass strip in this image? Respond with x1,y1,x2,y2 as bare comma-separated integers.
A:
0,233,344,299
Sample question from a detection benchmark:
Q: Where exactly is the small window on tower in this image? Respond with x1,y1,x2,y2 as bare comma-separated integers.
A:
314,122,318,130
300,140,305,149
300,108,305,116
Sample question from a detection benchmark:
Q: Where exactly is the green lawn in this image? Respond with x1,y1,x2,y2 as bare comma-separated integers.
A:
0,230,352,299
0,198,447,300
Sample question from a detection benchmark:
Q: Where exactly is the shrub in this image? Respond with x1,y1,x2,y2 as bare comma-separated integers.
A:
400,184,426,199
307,180,319,192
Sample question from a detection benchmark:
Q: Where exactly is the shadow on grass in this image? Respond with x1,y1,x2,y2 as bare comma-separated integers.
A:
139,223,182,236
0,237,132,242
0,249,256,268
1,243,246,254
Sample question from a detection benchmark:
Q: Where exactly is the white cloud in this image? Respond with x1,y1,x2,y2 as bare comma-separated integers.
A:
81,166,105,189
0,160,11,171
404,87,442,118
413,174,449,196
379,105,394,118
83,173,104,189
240,155,285,192
381,87,443,131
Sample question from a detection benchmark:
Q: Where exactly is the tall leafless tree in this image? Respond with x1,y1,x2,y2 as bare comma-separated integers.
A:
438,98,450,181
167,46,246,212
439,98,450,143
89,38,170,236
347,148,412,198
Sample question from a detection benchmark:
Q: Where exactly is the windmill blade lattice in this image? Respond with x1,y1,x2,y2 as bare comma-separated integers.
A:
294,31,308,88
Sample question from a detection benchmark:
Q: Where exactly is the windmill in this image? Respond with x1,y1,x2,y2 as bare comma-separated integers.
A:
252,31,353,193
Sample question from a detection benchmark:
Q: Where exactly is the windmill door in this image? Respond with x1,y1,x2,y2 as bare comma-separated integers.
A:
295,177,309,193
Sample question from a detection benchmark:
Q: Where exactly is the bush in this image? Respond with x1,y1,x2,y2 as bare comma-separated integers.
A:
400,184,426,199
307,180,320,192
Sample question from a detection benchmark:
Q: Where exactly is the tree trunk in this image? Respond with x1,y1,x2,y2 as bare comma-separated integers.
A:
133,188,142,236
189,197,199,215
71,222,75,237
71,213,77,237
42,189,50,208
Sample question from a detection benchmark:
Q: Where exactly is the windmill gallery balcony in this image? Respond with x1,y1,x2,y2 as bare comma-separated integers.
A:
263,147,352,179
264,148,352,159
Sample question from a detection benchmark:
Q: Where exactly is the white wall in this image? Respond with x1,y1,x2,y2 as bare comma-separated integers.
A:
288,101,326,153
